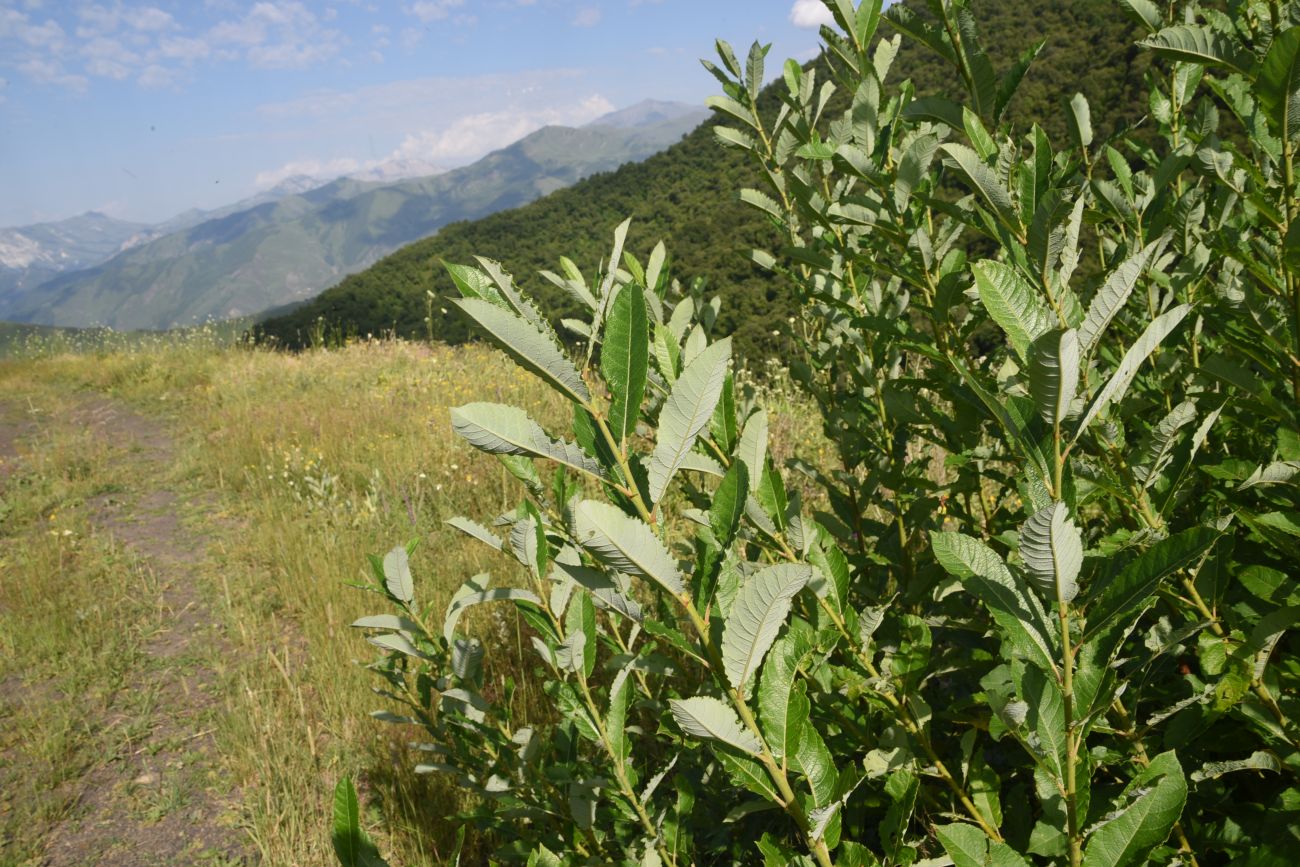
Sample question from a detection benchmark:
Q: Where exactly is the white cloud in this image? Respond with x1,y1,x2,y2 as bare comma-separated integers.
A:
137,63,175,88
571,7,601,27
125,7,176,32
254,156,363,187
252,80,615,191
403,0,464,23
17,56,88,90
389,93,614,164
398,25,421,50
208,1,344,69
158,35,212,63
790,0,835,29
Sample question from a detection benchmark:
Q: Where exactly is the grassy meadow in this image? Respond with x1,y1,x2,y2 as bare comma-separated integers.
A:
0,334,824,864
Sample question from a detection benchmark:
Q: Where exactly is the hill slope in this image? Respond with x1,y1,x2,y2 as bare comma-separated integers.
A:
0,213,150,304
257,0,1148,359
9,111,704,331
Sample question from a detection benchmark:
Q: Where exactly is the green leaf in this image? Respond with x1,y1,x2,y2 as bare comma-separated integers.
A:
527,844,563,867
1141,25,1254,76
709,461,748,548
382,546,414,605
710,373,738,455
443,573,490,641
1257,26,1300,143
653,322,680,383
1190,751,1282,782
1116,0,1162,33
758,628,811,761
451,403,605,479
1065,92,1093,150
721,563,812,690
573,499,684,596
971,260,1055,361
444,261,505,307
563,590,597,679
1085,527,1220,641
808,527,850,616
931,531,1058,674
1082,752,1187,867
509,511,547,578
745,41,767,101
737,409,768,496
1077,241,1158,356
607,665,633,763
1132,400,1197,486
445,516,503,551
937,822,1031,867
1074,305,1189,441
553,561,643,622
996,40,1045,122
602,284,650,442
716,750,779,801
669,695,761,754
1019,502,1083,604
895,132,938,212
454,298,590,406
443,586,542,644
350,614,424,634
1024,665,1068,780
648,338,732,505
941,143,1020,231
1029,329,1080,426
794,719,838,809
332,777,387,867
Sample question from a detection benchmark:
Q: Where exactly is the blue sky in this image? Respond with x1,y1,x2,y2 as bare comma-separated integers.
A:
0,0,839,227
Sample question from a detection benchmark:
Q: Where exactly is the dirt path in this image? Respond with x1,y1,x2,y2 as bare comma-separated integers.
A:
3,397,253,865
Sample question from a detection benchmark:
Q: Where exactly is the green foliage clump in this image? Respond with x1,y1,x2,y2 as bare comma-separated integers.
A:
340,1,1300,865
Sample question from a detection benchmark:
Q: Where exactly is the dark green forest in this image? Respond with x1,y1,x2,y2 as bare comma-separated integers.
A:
257,0,1150,360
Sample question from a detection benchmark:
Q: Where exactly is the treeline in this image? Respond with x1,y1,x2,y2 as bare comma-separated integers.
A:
256,0,1148,361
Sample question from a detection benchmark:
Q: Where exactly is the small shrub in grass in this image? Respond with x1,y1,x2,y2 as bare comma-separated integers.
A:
342,1,1300,864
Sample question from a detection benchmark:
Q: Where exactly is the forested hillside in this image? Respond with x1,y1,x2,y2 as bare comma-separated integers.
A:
258,0,1149,358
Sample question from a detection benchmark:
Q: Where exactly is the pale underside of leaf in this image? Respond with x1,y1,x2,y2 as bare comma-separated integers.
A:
383,546,414,605
1078,242,1157,355
721,563,812,690
972,260,1054,361
648,338,732,505
451,402,605,479
941,142,1020,230
669,695,762,754
572,499,684,595
930,531,1058,674
454,297,590,405
1030,329,1080,426
1019,501,1083,603
1074,304,1189,441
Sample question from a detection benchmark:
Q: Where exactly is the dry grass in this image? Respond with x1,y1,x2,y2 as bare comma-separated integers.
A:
0,335,827,865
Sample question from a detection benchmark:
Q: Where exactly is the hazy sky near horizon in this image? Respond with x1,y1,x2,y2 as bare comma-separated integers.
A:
0,0,840,227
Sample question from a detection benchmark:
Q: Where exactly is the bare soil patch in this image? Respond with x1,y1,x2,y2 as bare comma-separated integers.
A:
3,397,253,866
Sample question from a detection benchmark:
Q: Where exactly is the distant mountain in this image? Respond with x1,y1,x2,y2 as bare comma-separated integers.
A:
5,110,701,330
257,0,1150,360
588,99,710,129
342,159,446,184
0,212,150,303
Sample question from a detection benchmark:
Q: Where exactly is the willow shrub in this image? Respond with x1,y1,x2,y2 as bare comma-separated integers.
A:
335,1,1300,864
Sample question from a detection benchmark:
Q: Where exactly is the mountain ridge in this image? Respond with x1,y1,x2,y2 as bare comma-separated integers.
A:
5,109,703,330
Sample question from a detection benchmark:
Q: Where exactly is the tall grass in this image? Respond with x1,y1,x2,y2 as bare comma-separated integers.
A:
0,335,825,863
